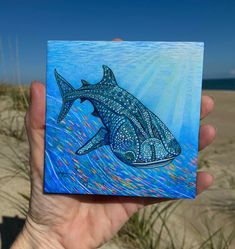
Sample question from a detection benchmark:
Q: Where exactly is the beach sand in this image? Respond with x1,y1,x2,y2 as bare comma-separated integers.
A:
0,90,234,248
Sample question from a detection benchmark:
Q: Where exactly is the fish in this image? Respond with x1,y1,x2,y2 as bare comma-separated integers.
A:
55,65,181,168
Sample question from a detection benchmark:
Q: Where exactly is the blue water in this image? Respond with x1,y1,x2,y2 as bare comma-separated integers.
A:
44,41,204,199
203,78,235,90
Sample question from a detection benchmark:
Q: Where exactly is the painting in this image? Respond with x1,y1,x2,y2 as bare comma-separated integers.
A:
44,41,204,198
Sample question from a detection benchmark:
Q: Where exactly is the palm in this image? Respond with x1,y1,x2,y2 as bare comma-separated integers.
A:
25,83,215,249
29,123,152,249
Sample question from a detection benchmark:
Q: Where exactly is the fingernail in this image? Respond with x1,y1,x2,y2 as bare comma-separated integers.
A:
204,174,214,189
29,81,37,106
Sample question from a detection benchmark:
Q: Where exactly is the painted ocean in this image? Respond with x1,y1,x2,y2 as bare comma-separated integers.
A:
44,41,204,199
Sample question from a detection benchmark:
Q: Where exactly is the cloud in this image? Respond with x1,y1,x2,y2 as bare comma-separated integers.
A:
230,69,235,76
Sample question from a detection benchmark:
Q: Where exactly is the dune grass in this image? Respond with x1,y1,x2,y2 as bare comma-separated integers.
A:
116,201,184,249
191,219,235,249
0,83,30,216
0,83,29,141
0,83,29,112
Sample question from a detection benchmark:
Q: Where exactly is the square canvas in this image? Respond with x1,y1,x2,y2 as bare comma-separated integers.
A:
44,41,204,198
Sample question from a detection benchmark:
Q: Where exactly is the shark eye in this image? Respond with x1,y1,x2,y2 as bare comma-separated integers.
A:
125,151,135,162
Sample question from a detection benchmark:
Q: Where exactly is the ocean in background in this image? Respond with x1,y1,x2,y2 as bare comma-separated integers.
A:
202,78,235,90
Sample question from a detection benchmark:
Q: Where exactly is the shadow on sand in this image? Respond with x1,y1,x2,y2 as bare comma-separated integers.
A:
0,216,25,249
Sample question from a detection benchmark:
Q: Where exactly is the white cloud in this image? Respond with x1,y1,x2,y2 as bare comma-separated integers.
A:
230,69,235,76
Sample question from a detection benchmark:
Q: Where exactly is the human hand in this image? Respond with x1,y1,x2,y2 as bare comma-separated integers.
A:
11,81,215,249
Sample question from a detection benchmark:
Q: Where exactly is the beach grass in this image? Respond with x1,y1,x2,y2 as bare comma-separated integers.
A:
0,84,29,142
116,201,183,249
0,83,29,111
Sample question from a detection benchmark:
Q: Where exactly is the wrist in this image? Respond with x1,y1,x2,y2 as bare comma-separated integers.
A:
11,216,64,249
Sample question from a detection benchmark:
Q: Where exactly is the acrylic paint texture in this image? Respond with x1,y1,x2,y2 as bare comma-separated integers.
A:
44,41,204,198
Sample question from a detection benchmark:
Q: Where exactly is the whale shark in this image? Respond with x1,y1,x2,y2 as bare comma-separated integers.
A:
55,65,181,168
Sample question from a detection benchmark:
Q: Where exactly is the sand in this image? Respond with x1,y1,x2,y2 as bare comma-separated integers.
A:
0,90,234,248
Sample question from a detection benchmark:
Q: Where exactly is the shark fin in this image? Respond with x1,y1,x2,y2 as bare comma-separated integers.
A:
98,65,118,86
57,101,75,123
81,79,90,87
76,127,109,155
55,69,75,95
54,69,76,123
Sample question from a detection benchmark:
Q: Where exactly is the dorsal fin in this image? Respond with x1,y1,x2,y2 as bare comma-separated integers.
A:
98,65,117,86
81,79,90,87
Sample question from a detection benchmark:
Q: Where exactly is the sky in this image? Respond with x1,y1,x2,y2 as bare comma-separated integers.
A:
0,0,234,83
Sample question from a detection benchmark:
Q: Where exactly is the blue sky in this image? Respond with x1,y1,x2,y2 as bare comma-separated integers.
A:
0,0,234,83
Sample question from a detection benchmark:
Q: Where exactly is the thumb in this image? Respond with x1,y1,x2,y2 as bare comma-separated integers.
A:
25,82,45,177
25,82,45,131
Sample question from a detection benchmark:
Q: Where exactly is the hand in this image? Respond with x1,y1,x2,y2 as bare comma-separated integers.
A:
11,82,215,249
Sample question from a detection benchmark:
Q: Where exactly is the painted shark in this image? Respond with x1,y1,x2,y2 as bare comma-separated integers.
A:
55,65,181,168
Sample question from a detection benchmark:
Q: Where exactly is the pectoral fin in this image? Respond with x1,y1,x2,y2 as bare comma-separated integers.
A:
76,127,109,155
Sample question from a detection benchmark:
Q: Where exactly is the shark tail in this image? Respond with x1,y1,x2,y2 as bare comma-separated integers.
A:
54,69,76,123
